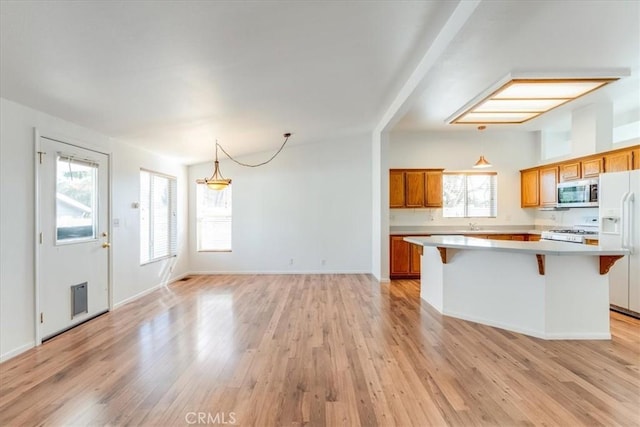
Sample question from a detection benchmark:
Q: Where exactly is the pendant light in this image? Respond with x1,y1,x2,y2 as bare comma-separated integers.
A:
198,143,231,190
473,125,492,169
196,133,291,191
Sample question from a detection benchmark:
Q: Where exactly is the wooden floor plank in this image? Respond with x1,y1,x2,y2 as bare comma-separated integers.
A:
1,275,638,426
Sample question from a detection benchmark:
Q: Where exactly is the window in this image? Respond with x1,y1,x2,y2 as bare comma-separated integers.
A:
196,184,232,251
443,172,497,218
140,170,177,264
56,156,98,243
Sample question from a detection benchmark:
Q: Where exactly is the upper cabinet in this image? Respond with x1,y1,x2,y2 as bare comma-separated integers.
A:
389,170,405,208
520,145,639,208
604,151,631,172
582,157,603,178
520,169,539,208
389,169,444,209
559,161,581,182
539,166,559,206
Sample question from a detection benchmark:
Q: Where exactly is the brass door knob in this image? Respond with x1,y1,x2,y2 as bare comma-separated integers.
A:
102,242,111,248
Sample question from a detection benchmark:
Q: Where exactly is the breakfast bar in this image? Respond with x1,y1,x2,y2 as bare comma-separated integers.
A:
404,236,628,340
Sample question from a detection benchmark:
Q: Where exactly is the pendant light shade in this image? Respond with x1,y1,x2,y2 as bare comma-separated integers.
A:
473,155,492,168
472,125,492,169
196,143,232,190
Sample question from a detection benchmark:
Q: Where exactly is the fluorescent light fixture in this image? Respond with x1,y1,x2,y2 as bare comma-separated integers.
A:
450,78,619,124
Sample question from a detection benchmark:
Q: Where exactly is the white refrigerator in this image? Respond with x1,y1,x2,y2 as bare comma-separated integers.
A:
599,170,640,315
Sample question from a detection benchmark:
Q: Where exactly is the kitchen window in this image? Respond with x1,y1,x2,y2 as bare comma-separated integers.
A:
140,170,177,264
443,172,497,218
196,184,232,251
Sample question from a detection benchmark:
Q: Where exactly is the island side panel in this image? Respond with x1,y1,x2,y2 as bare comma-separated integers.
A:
544,255,610,339
421,247,444,312
440,250,547,338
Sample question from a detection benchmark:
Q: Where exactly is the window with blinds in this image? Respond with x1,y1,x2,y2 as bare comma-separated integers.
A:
443,172,497,218
196,184,232,251
140,170,177,264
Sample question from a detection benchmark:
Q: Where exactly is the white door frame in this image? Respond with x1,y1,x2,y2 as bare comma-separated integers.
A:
33,128,113,345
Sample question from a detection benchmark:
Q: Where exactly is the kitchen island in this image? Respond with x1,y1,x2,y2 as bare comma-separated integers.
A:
404,236,628,340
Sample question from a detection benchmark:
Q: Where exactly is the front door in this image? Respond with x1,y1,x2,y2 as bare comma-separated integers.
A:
37,136,110,340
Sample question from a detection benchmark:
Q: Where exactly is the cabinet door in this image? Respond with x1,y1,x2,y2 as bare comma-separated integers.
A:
488,234,512,240
605,151,631,172
510,235,526,241
632,148,640,170
539,166,558,206
559,162,581,181
389,171,405,208
390,236,410,275
409,243,422,275
582,157,603,178
424,171,443,207
405,171,425,207
528,234,541,242
521,169,539,207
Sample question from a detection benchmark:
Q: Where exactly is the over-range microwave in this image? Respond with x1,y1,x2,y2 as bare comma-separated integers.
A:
557,178,599,208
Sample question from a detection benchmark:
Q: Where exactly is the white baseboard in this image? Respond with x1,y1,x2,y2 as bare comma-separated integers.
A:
187,270,371,276
0,341,35,363
113,272,190,309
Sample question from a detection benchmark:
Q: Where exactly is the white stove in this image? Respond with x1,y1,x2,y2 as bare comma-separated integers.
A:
540,229,598,244
540,218,599,244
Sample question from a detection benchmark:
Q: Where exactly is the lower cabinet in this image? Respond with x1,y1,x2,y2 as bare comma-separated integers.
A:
390,235,425,279
390,233,538,279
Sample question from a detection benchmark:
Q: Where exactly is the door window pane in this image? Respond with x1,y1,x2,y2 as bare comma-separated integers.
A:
56,156,98,243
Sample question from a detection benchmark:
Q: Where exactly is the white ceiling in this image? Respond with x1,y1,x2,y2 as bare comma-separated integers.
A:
1,1,639,164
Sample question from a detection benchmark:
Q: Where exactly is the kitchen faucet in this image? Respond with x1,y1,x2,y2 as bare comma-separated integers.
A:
469,222,479,231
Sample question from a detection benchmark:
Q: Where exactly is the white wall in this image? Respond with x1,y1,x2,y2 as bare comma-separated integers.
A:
389,130,538,227
189,134,372,274
0,98,189,360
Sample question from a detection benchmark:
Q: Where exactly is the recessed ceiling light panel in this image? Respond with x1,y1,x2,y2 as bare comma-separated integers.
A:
451,78,618,124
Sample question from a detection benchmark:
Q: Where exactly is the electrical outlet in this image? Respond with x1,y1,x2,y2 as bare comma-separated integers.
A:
289,258,294,265
321,259,326,266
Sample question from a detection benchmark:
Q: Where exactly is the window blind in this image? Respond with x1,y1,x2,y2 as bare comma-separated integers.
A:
443,172,497,218
140,170,177,264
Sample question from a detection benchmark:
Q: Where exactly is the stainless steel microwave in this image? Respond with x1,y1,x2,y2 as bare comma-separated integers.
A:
557,178,599,208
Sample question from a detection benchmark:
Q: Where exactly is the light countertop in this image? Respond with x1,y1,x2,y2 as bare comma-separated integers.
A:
403,235,626,256
390,226,542,236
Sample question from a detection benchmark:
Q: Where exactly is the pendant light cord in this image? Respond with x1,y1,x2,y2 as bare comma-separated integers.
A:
216,133,291,168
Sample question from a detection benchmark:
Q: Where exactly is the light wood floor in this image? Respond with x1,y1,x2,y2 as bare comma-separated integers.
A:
1,275,639,426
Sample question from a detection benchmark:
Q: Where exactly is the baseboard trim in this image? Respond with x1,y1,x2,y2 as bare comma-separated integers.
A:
113,272,190,310
0,341,35,363
187,270,371,276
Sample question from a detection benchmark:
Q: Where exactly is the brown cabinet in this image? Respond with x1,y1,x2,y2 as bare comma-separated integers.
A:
390,236,411,276
528,234,541,242
521,169,539,207
520,145,639,208
405,171,425,207
539,166,558,207
390,235,425,279
605,151,631,172
582,157,603,178
389,169,444,209
424,171,443,207
389,171,405,208
559,161,581,181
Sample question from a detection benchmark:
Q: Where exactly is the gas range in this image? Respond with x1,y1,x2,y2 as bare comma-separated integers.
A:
541,228,599,244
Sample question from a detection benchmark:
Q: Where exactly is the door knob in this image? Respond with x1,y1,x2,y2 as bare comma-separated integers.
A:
102,242,111,248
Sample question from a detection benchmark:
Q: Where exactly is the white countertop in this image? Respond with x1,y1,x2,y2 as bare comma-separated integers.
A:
390,226,542,236
404,235,627,256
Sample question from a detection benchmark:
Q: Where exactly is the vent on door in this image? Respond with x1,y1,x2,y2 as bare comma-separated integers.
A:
71,282,88,318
